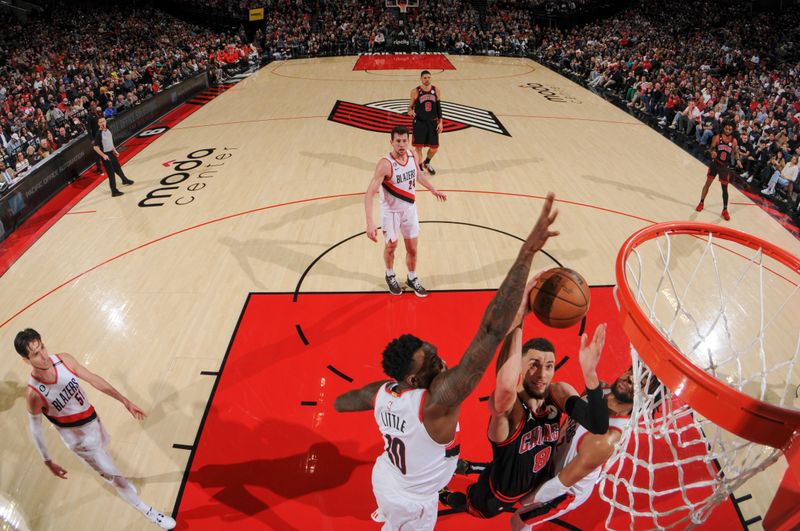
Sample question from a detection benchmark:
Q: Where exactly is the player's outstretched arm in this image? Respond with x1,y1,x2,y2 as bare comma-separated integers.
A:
416,172,446,201
550,324,609,435
492,327,523,414
59,353,146,420
334,380,390,412
429,193,559,409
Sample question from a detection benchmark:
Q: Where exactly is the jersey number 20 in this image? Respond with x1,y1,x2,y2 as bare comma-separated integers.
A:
384,434,407,475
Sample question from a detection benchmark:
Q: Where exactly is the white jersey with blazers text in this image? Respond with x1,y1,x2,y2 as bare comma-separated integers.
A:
380,151,418,212
373,382,460,497
27,354,97,428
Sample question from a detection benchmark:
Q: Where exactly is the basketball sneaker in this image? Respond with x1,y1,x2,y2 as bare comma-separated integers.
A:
425,162,436,175
385,274,403,295
406,277,428,297
721,209,730,221
144,507,176,529
695,201,704,212
438,487,467,509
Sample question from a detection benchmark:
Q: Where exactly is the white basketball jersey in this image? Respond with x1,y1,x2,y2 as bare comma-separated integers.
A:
373,382,459,497
380,151,417,212
27,354,96,428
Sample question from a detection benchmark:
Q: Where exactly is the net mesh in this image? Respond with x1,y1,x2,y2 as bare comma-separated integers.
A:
600,228,800,530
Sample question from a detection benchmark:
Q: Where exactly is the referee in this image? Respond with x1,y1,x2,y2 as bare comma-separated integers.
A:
93,117,133,197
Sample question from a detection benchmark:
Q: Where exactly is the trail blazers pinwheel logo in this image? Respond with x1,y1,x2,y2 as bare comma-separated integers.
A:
328,99,510,137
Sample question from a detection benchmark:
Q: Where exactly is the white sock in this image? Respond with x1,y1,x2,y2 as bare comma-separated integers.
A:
386,268,395,277
110,476,146,510
408,271,417,280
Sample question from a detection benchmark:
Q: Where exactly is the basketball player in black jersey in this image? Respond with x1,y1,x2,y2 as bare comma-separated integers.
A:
696,119,743,221
440,319,609,519
408,70,443,175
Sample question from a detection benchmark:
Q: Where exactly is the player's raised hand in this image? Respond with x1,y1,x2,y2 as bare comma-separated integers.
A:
123,398,147,420
527,192,559,251
45,460,68,479
509,270,544,333
578,323,606,388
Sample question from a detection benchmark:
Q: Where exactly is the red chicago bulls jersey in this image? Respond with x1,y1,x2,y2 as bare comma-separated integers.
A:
486,391,562,503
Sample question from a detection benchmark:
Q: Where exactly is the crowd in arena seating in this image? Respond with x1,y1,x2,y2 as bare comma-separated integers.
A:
3,0,799,217
534,0,800,212
0,4,257,187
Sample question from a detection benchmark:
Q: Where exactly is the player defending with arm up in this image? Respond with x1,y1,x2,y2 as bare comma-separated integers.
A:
335,193,560,531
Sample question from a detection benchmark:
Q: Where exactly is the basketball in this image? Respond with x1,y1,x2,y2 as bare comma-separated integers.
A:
529,268,590,328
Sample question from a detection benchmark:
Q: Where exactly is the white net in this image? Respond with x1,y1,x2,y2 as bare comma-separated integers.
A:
599,228,800,530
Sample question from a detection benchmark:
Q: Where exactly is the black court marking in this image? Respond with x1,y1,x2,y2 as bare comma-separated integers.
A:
744,516,762,527
478,395,490,402
172,444,194,450
296,324,309,345
549,520,582,531
300,401,317,406
555,355,570,371
578,317,586,336
172,293,252,518
200,371,218,376
293,220,562,302
733,494,752,504
327,365,354,382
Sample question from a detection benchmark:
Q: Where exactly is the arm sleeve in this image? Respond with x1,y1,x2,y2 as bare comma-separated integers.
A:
28,413,51,461
436,99,443,120
565,386,609,434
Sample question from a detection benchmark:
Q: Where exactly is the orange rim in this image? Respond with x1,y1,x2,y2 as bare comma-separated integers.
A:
615,221,800,449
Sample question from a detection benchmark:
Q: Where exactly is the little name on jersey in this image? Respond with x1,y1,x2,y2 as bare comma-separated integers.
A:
519,423,559,454
380,410,408,433
50,377,83,412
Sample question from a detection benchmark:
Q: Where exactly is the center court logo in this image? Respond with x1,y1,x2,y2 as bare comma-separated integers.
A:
519,82,582,104
328,99,510,136
138,147,237,208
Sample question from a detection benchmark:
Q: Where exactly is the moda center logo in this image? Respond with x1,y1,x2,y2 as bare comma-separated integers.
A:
138,147,237,208
519,82,582,104
328,99,510,136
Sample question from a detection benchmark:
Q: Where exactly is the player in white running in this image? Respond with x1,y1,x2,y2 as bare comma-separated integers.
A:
16,328,176,529
365,125,447,298
510,367,661,530
336,192,560,531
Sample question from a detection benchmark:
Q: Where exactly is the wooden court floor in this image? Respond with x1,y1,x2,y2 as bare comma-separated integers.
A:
0,56,797,530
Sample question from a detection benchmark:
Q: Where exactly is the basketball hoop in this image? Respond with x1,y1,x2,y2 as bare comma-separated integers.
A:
397,0,408,13
600,222,800,530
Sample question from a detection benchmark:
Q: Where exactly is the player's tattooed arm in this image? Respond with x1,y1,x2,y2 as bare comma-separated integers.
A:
334,380,390,412
430,193,559,408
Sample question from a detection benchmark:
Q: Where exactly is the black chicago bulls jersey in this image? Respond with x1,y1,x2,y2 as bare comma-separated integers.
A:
715,134,737,167
488,391,562,502
413,85,439,122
